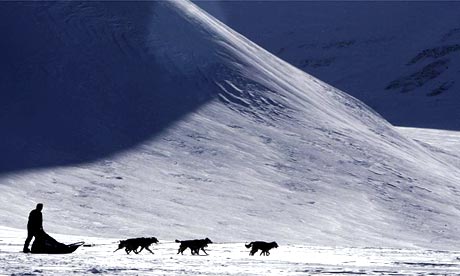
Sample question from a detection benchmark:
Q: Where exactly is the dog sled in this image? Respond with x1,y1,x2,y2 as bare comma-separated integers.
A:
31,231,84,254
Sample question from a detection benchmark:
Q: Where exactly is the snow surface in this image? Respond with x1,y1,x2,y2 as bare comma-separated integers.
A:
3,227,460,276
397,127,460,171
1,0,460,267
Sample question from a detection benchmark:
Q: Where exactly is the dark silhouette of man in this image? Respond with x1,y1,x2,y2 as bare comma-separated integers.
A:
23,203,44,253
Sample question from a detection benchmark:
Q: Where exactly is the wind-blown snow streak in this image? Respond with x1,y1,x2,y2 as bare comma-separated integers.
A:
1,0,460,249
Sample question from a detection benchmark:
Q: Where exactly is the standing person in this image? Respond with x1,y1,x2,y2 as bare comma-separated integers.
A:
23,203,44,253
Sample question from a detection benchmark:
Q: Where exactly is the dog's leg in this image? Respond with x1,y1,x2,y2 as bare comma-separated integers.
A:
201,248,208,255
145,246,154,254
125,248,130,255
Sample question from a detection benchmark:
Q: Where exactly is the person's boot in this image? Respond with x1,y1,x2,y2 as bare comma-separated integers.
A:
23,246,30,253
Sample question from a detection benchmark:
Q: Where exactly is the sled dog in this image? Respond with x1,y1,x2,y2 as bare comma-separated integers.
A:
114,237,159,254
245,241,278,256
175,238,213,255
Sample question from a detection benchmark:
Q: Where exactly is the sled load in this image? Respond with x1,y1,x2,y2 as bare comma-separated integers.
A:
30,231,84,254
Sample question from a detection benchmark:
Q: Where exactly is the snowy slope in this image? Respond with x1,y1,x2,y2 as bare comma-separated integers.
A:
397,127,460,171
1,0,460,250
196,1,460,130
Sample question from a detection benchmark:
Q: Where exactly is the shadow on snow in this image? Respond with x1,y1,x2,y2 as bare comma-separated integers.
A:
0,2,221,175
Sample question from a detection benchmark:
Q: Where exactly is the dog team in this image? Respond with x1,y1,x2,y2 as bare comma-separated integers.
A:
23,204,277,256
114,237,279,256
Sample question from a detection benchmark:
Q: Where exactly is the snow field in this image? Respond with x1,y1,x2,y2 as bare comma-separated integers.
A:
2,227,460,276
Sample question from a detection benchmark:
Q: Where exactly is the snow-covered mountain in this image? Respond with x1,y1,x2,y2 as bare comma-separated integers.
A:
196,1,460,130
1,0,460,249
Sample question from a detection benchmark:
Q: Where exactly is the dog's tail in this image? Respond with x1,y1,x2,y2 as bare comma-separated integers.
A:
245,242,253,249
113,248,121,253
175,239,181,243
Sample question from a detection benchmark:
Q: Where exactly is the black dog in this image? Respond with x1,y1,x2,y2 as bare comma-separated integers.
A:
114,237,159,254
175,238,213,255
245,241,278,256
